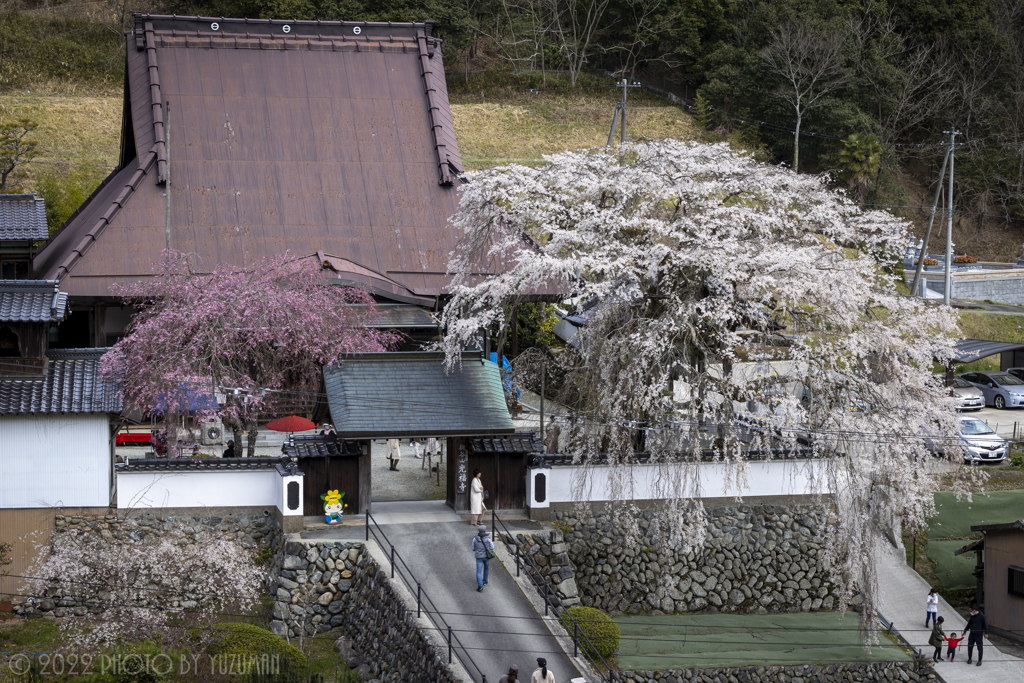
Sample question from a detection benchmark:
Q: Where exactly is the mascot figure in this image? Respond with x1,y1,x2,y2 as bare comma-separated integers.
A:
321,489,346,525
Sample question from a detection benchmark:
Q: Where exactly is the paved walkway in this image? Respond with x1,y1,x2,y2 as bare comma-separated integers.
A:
369,440,448,502
875,537,1024,682
303,501,579,683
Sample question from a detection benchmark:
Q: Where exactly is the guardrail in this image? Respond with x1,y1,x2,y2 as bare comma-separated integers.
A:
491,511,615,682
365,512,489,683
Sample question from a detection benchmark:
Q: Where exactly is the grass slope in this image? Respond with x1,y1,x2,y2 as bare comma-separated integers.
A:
0,94,120,173
614,613,910,670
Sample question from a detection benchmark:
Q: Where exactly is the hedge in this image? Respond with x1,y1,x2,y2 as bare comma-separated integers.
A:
561,606,620,658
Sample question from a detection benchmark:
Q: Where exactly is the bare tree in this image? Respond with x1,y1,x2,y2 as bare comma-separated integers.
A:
0,118,39,191
760,20,850,172
544,0,612,86
599,0,686,79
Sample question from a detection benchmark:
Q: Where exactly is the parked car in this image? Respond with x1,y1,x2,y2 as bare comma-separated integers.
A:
948,376,985,411
1005,367,1024,383
923,416,1009,464
957,371,1024,409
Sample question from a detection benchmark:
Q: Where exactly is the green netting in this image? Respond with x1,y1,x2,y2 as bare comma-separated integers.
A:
927,539,980,591
928,490,1024,539
613,613,911,670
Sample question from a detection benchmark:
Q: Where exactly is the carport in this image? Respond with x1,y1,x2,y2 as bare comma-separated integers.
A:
950,338,1024,369
299,351,520,515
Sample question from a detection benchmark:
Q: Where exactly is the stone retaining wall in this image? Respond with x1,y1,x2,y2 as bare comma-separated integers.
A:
16,512,283,616
271,541,461,683
547,504,836,614
621,662,934,683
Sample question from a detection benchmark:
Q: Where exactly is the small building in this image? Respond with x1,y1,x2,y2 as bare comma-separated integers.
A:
957,520,1024,642
0,193,46,280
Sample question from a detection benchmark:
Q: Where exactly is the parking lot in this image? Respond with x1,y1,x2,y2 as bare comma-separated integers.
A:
963,405,1024,440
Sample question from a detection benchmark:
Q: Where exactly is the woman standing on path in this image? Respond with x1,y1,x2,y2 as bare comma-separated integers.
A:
928,616,946,662
386,438,402,471
531,658,555,683
470,469,486,525
926,588,939,627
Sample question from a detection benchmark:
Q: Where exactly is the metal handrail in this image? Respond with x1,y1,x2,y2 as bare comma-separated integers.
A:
491,511,614,682
365,512,488,683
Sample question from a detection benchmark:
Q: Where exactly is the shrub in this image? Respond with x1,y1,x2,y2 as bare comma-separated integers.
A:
915,258,939,266
954,255,979,264
204,622,307,673
1010,453,1024,468
561,606,619,658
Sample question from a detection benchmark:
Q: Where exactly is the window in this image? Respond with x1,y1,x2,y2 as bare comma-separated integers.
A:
0,326,20,357
0,260,29,279
994,374,1024,386
1010,565,1024,598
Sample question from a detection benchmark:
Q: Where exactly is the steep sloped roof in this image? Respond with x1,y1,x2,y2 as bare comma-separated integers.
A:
0,280,68,322
34,14,474,299
0,349,122,414
0,194,47,241
322,351,514,437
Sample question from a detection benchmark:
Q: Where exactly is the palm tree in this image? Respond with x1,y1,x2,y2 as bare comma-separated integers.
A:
839,133,883,201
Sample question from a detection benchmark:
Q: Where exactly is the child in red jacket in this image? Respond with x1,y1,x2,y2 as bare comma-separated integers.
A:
944,632,965,661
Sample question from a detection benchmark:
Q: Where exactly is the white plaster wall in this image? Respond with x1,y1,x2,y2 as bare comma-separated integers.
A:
532,459,831,506
117,469,281,510
0,414,111,508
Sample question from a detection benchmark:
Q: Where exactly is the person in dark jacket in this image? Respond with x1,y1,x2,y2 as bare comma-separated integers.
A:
965,605,988,666
222,440,235,458
471,524,495,592
928,616,945,662
498,664,519,683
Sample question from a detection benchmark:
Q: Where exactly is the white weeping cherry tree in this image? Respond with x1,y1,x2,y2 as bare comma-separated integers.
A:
440,139,977,629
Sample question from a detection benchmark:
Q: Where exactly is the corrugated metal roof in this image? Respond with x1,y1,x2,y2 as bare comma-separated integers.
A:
364,305,437,328
0,348,122,414
470,433,542,453
950,338,1024,364
0,280,68,322
0,194,47,241
33,14,480,300
323,351,514,437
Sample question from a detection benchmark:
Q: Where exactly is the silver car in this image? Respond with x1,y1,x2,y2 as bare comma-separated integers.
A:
925,416,1009,464
949,376,984,411
958,371,1024,409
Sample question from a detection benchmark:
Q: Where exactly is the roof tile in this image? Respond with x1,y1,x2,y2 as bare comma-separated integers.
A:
0,280,68,322
0,194,47,241
0,348,122,414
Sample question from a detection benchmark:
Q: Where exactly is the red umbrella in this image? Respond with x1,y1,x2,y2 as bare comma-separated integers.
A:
265,415,318,433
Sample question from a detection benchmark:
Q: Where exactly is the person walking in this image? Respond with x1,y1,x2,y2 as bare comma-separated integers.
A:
471,524,495,592
965,605,988,666
470,469,486,525
498,664,519,683
385,438,402,471
926,588,939,627
531,658,555,683
928,616,945,662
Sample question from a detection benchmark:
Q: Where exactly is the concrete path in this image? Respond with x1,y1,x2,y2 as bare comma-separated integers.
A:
875,537,1024,682
304,501,581,683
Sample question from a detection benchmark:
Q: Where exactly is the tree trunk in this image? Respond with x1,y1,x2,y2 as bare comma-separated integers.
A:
247,423,258,458
793,110,802,173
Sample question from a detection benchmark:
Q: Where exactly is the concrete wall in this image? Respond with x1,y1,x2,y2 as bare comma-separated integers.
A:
117,469,282,510
0,414,111,508
527,459,831,513
922,269,1024,304
116,467,305,531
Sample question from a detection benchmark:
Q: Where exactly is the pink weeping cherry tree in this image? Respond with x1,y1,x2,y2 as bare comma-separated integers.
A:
103,251,398,456
440,139,976,631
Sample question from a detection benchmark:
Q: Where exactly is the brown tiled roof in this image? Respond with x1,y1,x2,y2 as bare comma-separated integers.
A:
34,14,473,299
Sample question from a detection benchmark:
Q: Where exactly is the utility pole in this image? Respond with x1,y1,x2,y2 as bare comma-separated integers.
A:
943,130,960,307
606,79,641,148
539,358,545,445
909,145,951,297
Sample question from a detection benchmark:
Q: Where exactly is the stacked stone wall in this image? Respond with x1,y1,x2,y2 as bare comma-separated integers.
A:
621,662,934,683
539,504,837,614
16,512,282,617
271,541,461,683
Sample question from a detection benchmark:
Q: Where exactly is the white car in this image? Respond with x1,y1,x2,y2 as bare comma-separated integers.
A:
925,416,1008,464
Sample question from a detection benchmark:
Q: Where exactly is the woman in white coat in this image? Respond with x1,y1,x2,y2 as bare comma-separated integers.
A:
470,469,486,525
385,438,402,471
